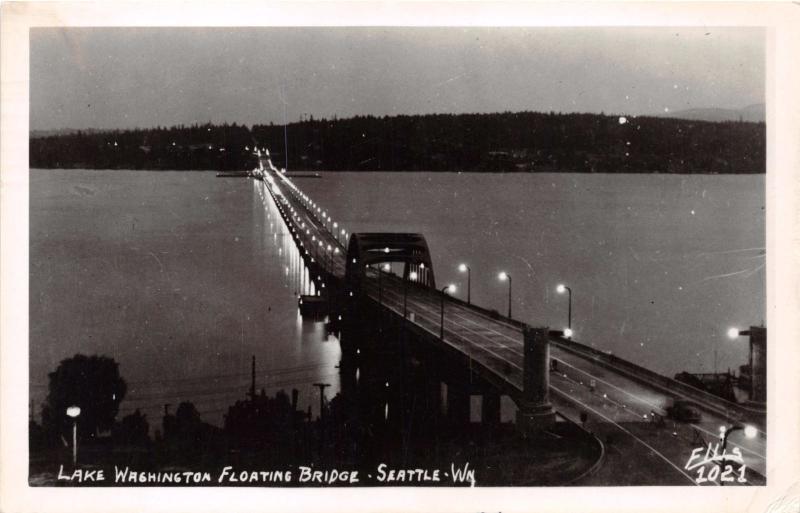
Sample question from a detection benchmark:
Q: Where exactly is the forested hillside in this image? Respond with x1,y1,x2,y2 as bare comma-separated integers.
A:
31,112,765,174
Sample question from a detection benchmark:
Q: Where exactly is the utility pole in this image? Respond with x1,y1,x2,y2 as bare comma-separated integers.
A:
312,383,331,420
250,355,256,401
282,85,289,173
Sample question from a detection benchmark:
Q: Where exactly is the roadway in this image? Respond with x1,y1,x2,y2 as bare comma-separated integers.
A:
261,164,766,486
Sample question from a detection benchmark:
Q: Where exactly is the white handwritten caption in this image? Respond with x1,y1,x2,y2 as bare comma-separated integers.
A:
684,443,747,484
57,462,476,486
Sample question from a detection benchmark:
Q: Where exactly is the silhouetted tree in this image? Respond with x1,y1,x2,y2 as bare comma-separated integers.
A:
113,409,150,446
41,354,127,442
29,114,765,174
160,401,223,465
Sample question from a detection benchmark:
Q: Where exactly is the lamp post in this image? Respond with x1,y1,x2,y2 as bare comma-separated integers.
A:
378,263,390,305
404,270,418,318
556,283,572,334
66,406,81,467
440,284,456,340
727,326,767,403
718,424,758,486
498,271,512,319
458,263,471,304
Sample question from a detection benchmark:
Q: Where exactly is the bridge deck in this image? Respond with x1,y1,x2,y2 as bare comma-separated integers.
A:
260,163,766,484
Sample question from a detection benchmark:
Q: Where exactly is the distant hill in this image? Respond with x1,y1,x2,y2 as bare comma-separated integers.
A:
30,112,766,174
656,104,765,123
253,111,765,174
30,123,257,171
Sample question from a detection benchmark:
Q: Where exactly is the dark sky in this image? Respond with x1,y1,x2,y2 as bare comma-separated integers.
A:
30,27,764,131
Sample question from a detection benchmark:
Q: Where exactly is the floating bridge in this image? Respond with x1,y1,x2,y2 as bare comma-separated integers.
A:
253,155,767,483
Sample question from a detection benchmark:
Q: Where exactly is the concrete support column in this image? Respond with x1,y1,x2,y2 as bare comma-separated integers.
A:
447,382,471,425
418,377,443,425
482,393,501,425
516,327,555,433
750,326,767,404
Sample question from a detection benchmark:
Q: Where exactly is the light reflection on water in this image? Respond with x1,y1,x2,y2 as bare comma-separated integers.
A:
29,168,766,430
30,169,340,427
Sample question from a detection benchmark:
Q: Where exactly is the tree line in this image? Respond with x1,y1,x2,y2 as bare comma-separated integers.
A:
30,123,257,171
31,112,765,173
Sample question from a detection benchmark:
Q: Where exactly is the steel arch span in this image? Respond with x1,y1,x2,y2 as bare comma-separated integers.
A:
345,233,436,290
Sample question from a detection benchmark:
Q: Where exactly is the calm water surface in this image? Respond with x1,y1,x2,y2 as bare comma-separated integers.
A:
30,169,339,426
30,169,765,426
299,171,765,375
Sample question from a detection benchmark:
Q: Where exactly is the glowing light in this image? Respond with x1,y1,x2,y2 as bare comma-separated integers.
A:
409,271,418,280
446,284,456,294
564,328,573,338
727,327,741,339
458,263,468,272
744,425,758,438
556,283,566,293
66,406,81,418
498,271,508,281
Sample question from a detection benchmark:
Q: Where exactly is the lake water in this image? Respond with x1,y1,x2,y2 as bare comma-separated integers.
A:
30,169,341,428
30,169,765,427
297,171,765,375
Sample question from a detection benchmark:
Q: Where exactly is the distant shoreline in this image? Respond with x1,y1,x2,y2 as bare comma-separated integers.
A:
29,112,766,175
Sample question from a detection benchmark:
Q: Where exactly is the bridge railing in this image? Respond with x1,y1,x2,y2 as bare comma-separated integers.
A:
265,164,764,424
550,334,766,423
365,270,765,424
359,274,525,397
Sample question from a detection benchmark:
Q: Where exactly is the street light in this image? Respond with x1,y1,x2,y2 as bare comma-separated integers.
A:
727,326,767,403
727,327,742,339
458,263,471,304
556,283,572,332
719,424,758,486
440,284,456,340
66,406,81,467
377,264,384,305
498,271,512,319
404,270,419,318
